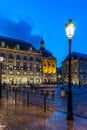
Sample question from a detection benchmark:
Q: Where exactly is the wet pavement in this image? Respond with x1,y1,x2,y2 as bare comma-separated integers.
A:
0,85,87,130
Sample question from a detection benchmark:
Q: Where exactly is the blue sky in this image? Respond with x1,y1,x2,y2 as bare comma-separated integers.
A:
0,0,87,67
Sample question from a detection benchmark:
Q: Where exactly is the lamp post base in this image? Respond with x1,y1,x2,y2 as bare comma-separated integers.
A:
67,91,73,120
67,113,73,120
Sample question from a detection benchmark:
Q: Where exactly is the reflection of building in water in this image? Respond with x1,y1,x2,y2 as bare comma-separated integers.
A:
62,52,87,85
0,36,57,84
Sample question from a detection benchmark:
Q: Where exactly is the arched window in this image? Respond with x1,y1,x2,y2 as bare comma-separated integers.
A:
23,56,27,61
8,54,14,59
16,55,21,60
30,63,34,71
36,57,40,62
8,62,13,69
16,44,20,49
29,47,32,51
52,64,55,67
23,62,27,70
43,63,46,66
16,62,20,69
0,52,5,58
36,64,40,71
30,56,33,61
1,42,5,47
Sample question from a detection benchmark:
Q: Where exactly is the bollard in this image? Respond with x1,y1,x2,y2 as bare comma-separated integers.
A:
61,87,66,98
32,88,36,94
6,87,8,101
27,91,29,106
44,94,46,112
15,88,17,105
51,90,55,96
40,89,43,95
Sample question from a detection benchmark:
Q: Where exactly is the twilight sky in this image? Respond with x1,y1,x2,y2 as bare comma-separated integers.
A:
0,0,87,67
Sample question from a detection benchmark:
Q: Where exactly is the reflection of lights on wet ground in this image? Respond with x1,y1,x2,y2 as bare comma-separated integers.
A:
0,125,5,129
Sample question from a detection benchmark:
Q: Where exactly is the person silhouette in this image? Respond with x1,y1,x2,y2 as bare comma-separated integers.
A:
79,80,81,88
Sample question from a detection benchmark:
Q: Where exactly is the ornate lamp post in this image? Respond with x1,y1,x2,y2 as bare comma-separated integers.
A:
65,19,76,120
0,56,4,98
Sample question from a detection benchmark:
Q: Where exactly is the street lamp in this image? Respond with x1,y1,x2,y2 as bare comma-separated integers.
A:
65,19,76,120
0,56,4,98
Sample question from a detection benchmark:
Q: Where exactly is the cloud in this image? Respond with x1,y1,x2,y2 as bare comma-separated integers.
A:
0,16,42,49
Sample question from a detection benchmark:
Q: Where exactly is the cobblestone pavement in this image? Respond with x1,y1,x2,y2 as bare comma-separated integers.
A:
0,98,87,130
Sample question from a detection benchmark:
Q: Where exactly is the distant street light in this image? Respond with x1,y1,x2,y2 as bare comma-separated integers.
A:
0,56,4,98
65,19,76,120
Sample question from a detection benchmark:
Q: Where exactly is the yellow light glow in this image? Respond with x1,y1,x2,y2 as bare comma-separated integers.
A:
0,57,4,62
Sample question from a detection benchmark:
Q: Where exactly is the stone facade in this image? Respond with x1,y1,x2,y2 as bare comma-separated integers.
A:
62,52,87,85
0,36,56,85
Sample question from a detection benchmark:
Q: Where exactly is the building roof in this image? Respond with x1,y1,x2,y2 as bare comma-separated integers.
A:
38,39,56,60
0,36,37,52
0,36,56,60
38,47,56,59
63,52,87,62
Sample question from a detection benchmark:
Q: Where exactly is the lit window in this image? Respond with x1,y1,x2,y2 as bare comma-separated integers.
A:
36,73,39,75
1,42,5,47
9,62,13,69
17,71,20,75
31,72,33,75
9,71,13,74
43,63,46,66
24,72,27,75
16,55,21,60
16,44,20,49
16,62,20,69
30,47,32,51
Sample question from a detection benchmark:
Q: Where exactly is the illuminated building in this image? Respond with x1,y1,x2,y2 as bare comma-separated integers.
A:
0,36,56,85
39,39,56,84
62,52,87,85
56,67,62,84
